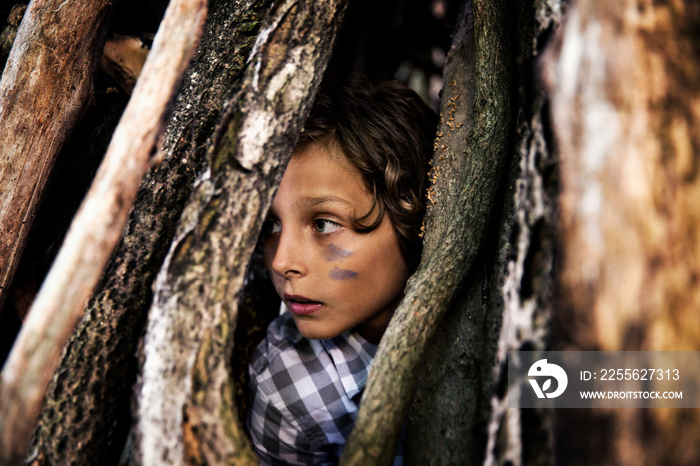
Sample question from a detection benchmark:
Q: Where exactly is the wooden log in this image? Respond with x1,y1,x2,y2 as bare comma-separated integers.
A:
101,34,150,94
0,0,112,313
0,0,207,463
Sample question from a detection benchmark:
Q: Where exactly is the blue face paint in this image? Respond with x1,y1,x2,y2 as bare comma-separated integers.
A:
329,267,358,280
322,243,353,262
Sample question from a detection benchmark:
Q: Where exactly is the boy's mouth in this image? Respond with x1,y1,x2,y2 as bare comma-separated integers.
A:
284,294,322,316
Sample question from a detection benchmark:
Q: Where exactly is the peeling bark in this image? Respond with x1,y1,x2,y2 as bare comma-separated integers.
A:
132,1,349,464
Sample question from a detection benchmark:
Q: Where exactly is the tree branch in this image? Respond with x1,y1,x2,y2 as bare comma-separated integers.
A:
340,0,514,463
0,0,206,463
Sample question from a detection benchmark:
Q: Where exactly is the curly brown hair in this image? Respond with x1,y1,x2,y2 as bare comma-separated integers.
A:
296,78,437,271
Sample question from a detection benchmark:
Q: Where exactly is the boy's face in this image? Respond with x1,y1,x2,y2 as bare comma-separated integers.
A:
263,142,409,343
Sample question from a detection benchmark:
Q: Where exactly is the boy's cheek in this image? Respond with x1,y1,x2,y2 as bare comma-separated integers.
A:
320,243,354,262
320,243,359,280
328,267,359,280
262,239,277,268
268,274,285,298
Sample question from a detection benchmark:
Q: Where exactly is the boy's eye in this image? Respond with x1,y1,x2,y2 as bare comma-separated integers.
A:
313,219,341,234
263,219,281,236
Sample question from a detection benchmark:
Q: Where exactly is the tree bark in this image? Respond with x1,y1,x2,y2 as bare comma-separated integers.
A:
478,2,563,465
405,3,485,464
543,1,700,464
341,0,515,464
27,0,274,464
405,2,563,464
0,1,206,463
132,1,349,464
0,0,112,312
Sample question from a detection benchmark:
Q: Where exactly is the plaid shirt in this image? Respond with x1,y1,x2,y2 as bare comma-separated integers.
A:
247,311,401,465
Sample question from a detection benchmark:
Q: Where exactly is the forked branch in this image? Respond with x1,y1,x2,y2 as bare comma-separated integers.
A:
341,0,514,463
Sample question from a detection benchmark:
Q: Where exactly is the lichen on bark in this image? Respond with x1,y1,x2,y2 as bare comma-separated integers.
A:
132,1,349,463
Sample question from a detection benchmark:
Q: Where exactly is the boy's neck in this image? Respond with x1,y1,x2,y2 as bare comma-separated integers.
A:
357,316,393,344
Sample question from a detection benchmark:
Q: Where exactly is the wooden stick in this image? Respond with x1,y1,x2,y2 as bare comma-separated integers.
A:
0,0,207,463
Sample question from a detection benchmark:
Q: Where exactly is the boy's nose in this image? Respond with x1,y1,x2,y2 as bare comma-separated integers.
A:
270,229,307,278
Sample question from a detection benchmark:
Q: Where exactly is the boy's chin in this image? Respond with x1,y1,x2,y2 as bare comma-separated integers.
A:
292,317,344,341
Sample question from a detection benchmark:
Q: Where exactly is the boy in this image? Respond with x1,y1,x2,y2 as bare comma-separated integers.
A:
247,78,437,465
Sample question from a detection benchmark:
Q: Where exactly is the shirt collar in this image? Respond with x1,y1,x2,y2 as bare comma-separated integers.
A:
278,306,378,399
278,305,305,344
321,330,377,400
